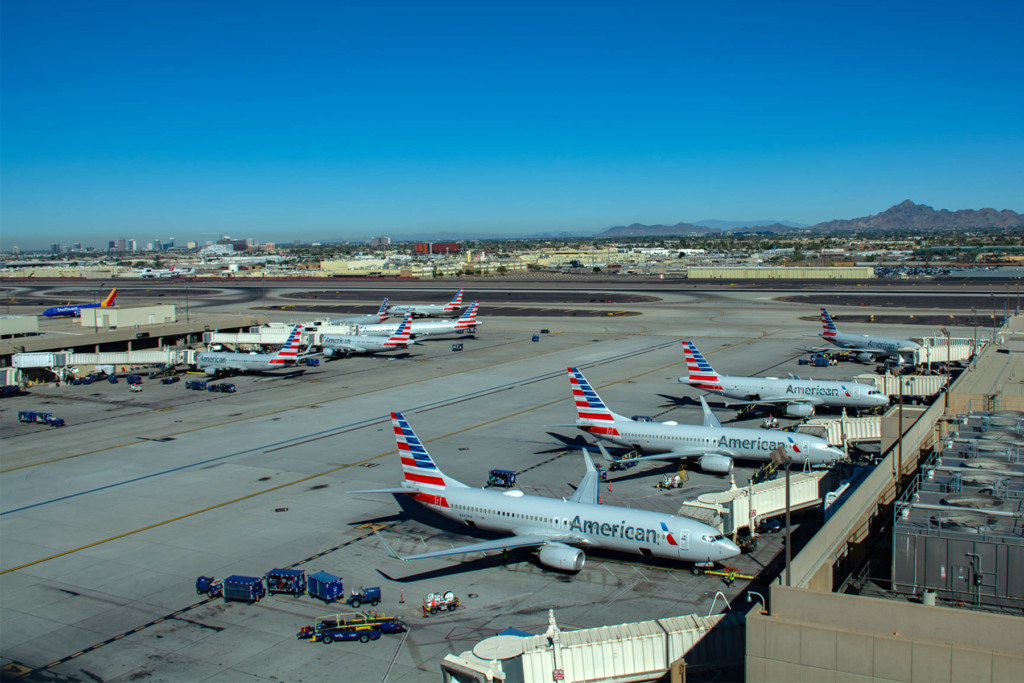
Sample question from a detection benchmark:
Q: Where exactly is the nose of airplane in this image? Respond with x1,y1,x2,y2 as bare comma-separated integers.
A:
720,538,741,559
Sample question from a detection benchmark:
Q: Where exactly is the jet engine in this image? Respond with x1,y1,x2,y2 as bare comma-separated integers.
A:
537,543,585,572
323,348,338,357
699,454,734,475
785,403,815,418
856,352,876,363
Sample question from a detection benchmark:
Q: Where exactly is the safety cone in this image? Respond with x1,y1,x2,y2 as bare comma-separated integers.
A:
399,589,404,604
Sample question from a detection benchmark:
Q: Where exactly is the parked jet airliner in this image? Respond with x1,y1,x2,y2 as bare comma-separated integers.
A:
357,412,740,571
359,302,478,338
388,288,463,318
43,288,117,318
321,314,415,356
679,341,889,417
564,367,845,474
810,308,920,361
329,298,390,326
195,325,302,374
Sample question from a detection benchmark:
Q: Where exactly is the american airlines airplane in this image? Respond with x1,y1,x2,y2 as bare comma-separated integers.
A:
565,367,845,474
358,412,741,571
329,298,390,326
139,265,194,278
195,325,302,375
387,288,464,318
43,288,116,318
810,308,920,362
679,341,889,417
358,301,478,338
321,314,415,356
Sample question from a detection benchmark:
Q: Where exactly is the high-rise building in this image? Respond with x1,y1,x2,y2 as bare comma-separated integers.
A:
186,241,196,249
11,246,19,255
109,240,116,250
294,239,301,246
51,243,61,253
153,238,162,251
116,237,127,251
146,243,154,251
128,240,137,251
371,236,392,246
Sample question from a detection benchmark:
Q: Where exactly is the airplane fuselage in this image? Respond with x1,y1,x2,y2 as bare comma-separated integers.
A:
43,303,99,318
407,485,737,564
358,320,472,338
579,419,843,466
321,334,402,355
689,376,888,410
387,305,458,319
822,332,918,358
195,352,294,372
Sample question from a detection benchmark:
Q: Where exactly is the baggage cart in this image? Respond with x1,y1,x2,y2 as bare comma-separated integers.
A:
162,376,179,385
304,358,320,366
265,568,306,596
222,575,265,604
218,383,236,393
308,571,344,603
487,469,516,488
126,375,143,385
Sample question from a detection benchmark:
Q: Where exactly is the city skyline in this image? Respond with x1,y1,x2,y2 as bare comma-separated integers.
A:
2,0,1022,250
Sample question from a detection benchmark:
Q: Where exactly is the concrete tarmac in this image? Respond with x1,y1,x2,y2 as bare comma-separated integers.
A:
0,286,967,682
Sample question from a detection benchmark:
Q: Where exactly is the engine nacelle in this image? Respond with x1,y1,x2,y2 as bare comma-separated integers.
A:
856,352,876,363
537,543,585,572
699,454,734,475
323,348,338,357
785,403,815,418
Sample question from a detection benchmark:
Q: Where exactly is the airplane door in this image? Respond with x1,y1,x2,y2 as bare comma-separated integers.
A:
677,529,689,553
802,440,810,457
852,386,861,399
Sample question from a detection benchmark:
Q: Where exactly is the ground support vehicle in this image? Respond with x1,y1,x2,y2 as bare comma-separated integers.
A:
423,591,459,615
308,571,344,603
265,568,306,596
17,411,65,427
541,328,550,333
532,334,540,342
296,616,384,644
607,451,639,471
487,469,516,488
1,385,23,398
452,343,464,351
304,358,320,366
347,587,381,608
129,383,143,393
218,383,236,393
186,380,207,390
195,576,224,598
631,415,653,422
126,375,143,385
107,375,118,384
162,376,179,385
657,473,685,489
222,575,265,604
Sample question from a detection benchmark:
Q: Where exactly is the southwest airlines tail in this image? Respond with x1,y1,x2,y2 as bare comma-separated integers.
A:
680,341,722,389
394,412,466,489
270,326,302,364
567,367,624,435
386,314,414,347
444,288,464,311
454,301,479,329
821,308,839,339
376,298,389,322
101,288,117,307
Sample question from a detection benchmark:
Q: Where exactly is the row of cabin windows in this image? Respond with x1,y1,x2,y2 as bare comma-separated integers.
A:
624,433,707,443
452,504,554,523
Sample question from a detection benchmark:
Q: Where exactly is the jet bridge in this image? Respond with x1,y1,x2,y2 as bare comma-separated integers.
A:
677,470,832,535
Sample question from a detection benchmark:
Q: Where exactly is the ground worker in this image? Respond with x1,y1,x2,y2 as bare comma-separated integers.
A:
726,571,736,588
502,549,508,568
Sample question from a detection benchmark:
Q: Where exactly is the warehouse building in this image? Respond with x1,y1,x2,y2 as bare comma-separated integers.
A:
687,266,875,279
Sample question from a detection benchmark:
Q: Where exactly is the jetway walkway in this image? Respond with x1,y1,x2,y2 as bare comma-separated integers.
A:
13,349,194,369
911,336,986,364
796,414,881,446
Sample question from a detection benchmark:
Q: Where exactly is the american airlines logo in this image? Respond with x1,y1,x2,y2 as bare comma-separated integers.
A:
568,515,660,543
785,385,841,397
717,435,793,451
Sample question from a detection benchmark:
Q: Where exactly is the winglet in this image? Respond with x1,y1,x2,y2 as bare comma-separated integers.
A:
700,396,723,429
594,441,615,463
374,531,406,561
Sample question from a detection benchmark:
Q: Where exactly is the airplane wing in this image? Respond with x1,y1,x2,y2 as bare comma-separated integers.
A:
700,396,723,428
375,531,586,562
723,396,825,407
325,344,366,354
567,451,600,505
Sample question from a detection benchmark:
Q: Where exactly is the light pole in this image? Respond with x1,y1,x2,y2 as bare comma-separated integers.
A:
90,290,98,334
185,284,189,323
746,591,768,614
262,276,266,311
991,293,996,343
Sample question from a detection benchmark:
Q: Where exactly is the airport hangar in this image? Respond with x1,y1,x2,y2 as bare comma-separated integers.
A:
1,279,1022,682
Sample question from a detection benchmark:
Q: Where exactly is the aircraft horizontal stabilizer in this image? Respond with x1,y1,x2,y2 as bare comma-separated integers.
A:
375,531,581,562
349,487,415,495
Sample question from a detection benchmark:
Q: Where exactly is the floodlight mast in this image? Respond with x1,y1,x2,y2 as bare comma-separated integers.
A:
770,446,792,587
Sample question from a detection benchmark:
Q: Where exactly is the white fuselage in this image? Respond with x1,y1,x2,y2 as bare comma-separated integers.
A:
330,314,384,326
196,352,292,373
388,305,458,319
359,319,473,338
408,486,739,564
321,334,402,355
687,376,889,410
823,332,919,358
580,418,845,466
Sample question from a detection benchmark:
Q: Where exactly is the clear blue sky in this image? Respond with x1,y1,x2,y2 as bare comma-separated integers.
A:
2,0,1022,249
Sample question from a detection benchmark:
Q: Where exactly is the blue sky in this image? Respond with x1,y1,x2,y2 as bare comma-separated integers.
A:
2,0,1022,249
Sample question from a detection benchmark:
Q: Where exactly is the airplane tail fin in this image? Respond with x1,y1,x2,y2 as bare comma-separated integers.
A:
376,298,389,322
821,308,838,338
271,325,302,363
568,367,624,434
444,288,464,311
454,301,478,329
385,314,414,347
101,288,117,307
680,341,721,388
393,412,466,489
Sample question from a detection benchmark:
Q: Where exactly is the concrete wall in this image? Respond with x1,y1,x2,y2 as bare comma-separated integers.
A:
0,315,38,338
81,304,177,328
687,266,875,279
746,587,1024,682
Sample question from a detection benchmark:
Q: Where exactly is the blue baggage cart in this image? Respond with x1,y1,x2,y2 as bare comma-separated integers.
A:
304,358,320,366
266,568,306,596
126,375,143,385
487,469,516,488
222,575,265,604
308,571,344,603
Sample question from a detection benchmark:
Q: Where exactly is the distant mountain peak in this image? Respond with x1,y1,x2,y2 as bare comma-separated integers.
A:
810,201,1022,232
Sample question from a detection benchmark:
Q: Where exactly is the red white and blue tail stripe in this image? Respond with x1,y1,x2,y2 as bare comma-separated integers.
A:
444,288,464,311
376,298,389,322
393,412,450,489
454,301,479,329
271,325,302,364
385,314,414,347
821,308,838,338
681,341,722,389
568,367,621,436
